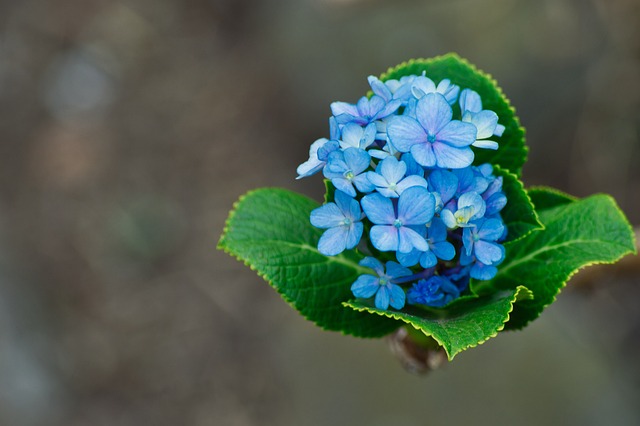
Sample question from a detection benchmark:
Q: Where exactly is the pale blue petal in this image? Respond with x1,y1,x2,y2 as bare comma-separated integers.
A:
329,116,340,140
494,124,506,137
470,110,499,139
441,209,457,229
332,178,356,197
367,171,389,188
359,257,384,275
356,96,371,117
388,285,406,309
459,89,482,113
398,227,428,253
411,76,436,98
387,116,427,152
377,99,402,119
401,153,424,177
472,140,499,150
351,275,380,298
485,193,507,215
333,190,351,214
437,120,476,148
331,101,358,117
361,193,395,224
477,218,505,241
470,263,497,280
377,187,398,198
374,286,390,310
475,240,505,265
458,192,486,219
296,158,323,179
398,187,435,225
345,222,363,249
427,217,448,241
380,156,406,184
343,148,371,174
370,225,399,252
416,93,452,134
317,226,348,256
396,175,428,194
462,227,475,256
368,75,392,101
310,203,343,228
410,143,437,167
428,170,458,204
340,123,364,149
353,174,375,193
432,143,474,169
362,123,377,147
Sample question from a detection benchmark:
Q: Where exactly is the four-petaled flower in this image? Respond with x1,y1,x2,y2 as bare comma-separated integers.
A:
310,190,364,256
323,148,374,197
361,186,435,253
351,257,411,310
387,93,477,169
461,218,506,280
366,156,428,198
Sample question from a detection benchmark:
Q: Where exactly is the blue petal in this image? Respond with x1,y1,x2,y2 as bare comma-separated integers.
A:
370,225,399,251
470,263,497,280
416,93,452,134
351,274,380,298
398,187,435,225
398,226,428,253
469,110,499,139
368,75,392,101
310,203,343,228
494,124,506,137
432,143,474,169
345,222,363,250
388,284,406,310
385,261,413,279
353,174,375,193
462,227,475,256
474,240,505,265
437,120,476,148
472,140,499,150
427,217,448,241
396,249,421,267
428,170,458,204
401,153,424,177
377,99,402,119
360,256,384,275
441,209,457,229
343,148,371,175
361,193,395,224
419,250,438,268
477,218,505,241
374,286,390,310
396,175,429,194
317,226,348,256
458,192,486,220
329,116,340,140
410,142,437,167
485,192,507,215
340,123,365,149
459,89,482,113
387,116,427,152
366,171,389,188
332,178,356,197
331,101,358,118
431,241,455,261
380,156,406,184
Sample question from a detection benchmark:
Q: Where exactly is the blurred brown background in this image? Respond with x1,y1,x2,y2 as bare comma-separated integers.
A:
0,0,639,425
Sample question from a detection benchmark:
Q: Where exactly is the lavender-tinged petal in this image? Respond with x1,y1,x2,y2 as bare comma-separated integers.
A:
368,75,392,102
361,193,395,224
374,286,390,310
370,226,399,251
432,143,474,169
459,88,482,113
387,116,428,152
310,203,344,229
415,93,452,134
356,96,371,117
359,257,385,275
351,275,380,298
377,99,402,119
317,226,349,256
368,96,386,117
398,187,435,225
388,284,406,310
329,116,340,140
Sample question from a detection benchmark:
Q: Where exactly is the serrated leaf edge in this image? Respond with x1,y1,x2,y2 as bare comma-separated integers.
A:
344,286,527,360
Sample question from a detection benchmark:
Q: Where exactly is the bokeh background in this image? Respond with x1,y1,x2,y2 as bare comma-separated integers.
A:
0,0,639,425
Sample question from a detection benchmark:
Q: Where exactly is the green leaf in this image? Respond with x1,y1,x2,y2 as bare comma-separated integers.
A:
494,166,543,242
218,188,399,337
478,194,637,329
380,53,527,177
527,186,577,211
345,286,529,360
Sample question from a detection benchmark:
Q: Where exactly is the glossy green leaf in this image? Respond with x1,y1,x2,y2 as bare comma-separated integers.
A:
218,188,399,337
345,286,529,360
477,193,637,329
494,166,543,242
380,54,527,176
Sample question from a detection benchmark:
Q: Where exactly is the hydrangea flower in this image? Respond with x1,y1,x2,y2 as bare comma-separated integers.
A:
366,156,428,198
310,190,364,256
323,148,374,197
407,275,460,308
461,217,506,270
339,123,377,150
411,76,460,105
459,88,505,137
361,186,435,253
387,93,477,169
441,192,487,229
351,257,411,310
368,75,416,105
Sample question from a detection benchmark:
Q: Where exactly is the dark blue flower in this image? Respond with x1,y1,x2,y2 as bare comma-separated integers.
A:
310,190,364,256
407,275,460,308
351,257,411,310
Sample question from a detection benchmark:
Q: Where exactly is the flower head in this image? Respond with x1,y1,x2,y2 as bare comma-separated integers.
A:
351,257,411,310
310,190,364,256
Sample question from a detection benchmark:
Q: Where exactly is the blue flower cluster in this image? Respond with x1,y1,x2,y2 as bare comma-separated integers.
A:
298,73,507,311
